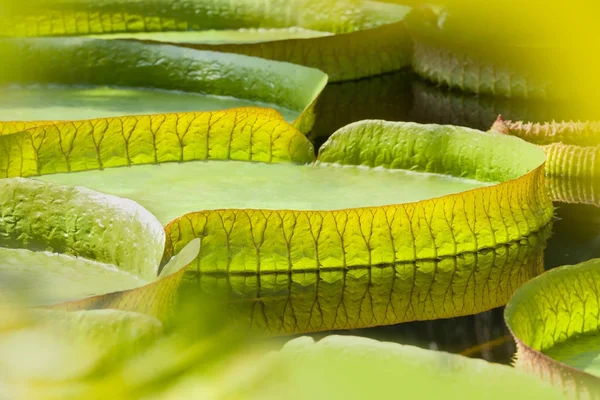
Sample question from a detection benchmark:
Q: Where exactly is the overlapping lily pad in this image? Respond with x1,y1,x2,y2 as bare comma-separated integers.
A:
161,335,565,399
0,308,162,390
492,117,600,207
1,0,412,82
404,5,571,100
0,111,553,333
0,178,200,319
505,258,600,398
0,37,327,133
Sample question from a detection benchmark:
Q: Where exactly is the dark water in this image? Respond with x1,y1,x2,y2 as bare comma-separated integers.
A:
307,70,600,364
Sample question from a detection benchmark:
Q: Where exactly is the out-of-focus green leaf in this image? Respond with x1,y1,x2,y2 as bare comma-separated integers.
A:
159,335,566,400
0,308,162,397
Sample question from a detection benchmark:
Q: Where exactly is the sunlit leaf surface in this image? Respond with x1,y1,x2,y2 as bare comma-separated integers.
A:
0,178,200,318
0,38,327,132
1,0,412,82
506,259,600,398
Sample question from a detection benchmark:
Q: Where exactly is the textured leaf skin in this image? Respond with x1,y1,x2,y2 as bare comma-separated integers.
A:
492,117,600,147
0,108,315,178
0,38,328,133
164,121,554,334
0,179,197,319
0,178,164,279
506,259,600,399
491,117,600,205
410,40,550,98
542,144,600,180
0,121,57,136
1,0,404,35
404,89,600,204
547,176,600,207
1,0,411,82
146,21,411,82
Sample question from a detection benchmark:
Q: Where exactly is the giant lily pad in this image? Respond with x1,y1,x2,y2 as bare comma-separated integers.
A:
0,112,554,333
1,0,412,82
491,117,600,206
505,258,600,398
160,335,565,399
0,37,327,134
0,178,201,319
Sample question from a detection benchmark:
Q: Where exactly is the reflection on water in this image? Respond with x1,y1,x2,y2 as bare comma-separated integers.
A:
182,225,550,363
545,203,600,270
311,69,413,148
409,79,592,131
308,74,600,363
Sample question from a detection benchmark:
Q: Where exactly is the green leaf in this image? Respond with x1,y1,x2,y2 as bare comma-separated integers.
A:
162,335,566,400
0,308,162,384
0,108,315,178
1,118,553,332
0,178,200,318
0,37,327,132
505,258,600,398
404,5,568,100
490,117,600,206
0,0,411,82
491,118,600,147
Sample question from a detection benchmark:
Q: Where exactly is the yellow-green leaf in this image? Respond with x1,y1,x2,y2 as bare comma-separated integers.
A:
161,120,553,334
506,258,600,398
0,308,162,397
0,178,200,319
0,37,327,133
1,0,411,82
0,108,315,178
1,118,553,332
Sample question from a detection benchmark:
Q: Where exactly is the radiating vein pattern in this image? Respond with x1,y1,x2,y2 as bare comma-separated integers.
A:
174,221,548,335
0,108,315,177
0,121,57,136
506,259,600,398
164,120,553,334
